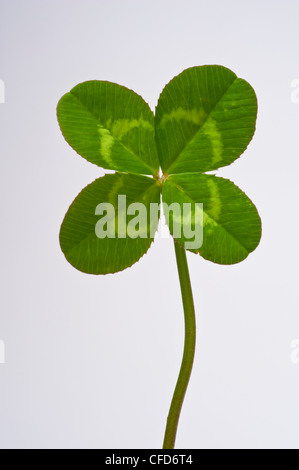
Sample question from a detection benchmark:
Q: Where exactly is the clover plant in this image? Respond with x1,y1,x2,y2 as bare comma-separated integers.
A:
57,65,261,448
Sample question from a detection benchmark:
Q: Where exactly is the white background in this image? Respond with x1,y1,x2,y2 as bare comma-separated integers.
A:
0,0,299,449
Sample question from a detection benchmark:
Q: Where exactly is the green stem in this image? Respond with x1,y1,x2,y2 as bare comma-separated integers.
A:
163,239,196,449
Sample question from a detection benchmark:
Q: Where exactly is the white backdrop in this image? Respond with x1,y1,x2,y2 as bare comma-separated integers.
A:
0,0,299,449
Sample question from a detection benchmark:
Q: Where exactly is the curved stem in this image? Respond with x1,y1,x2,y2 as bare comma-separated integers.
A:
163,239,196,449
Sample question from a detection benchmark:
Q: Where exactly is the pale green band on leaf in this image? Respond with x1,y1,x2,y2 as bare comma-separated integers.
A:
159,107,207,129
201,118,224,167
108,118,153,140
97,126,115,167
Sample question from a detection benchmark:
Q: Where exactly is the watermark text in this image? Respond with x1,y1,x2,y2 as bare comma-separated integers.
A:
0,340,5,364
0,79,5,103
95,196,204,250
290,339,299,364
291,79,299,103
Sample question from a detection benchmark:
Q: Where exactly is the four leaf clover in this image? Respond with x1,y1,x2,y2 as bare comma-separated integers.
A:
57,65,261,274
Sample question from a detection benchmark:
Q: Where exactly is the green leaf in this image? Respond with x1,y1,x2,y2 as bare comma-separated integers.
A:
57,81,159,175
60,173,161,274
155,65,257,174
162,173,261,264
